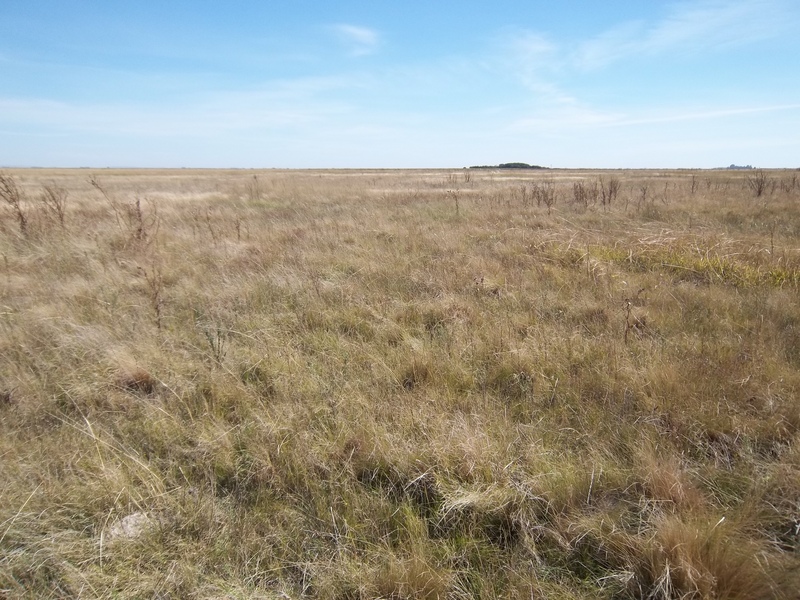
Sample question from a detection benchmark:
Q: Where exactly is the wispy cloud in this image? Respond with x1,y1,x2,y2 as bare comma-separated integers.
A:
331,24,380,57
608,103,800,127
0,75,362,137
508,102,800,134
507,105,621,133
490,30,579,108
487,0,800,135
574,0,796,69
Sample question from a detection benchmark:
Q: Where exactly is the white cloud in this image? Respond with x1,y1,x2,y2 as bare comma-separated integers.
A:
331,24,380,57
574,0,797,69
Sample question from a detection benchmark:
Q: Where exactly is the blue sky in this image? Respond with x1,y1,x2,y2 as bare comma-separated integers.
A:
1,0,799,168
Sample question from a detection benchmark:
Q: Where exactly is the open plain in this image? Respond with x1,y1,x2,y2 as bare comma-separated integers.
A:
1,168,799,598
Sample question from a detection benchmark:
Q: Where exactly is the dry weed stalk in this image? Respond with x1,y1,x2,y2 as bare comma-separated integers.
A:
572,180,599,210
204,209,219,243
600,175,621,208
446,188,460,216
39,184,68,228
623,287,648,344
531,180,558,214
244,174,262,202
198,320,227,365
690,174,698,195
89,176,160,248
0,173,28,237
138,261,164,330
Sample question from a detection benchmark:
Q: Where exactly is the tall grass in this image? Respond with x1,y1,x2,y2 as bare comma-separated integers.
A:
1,167,799,598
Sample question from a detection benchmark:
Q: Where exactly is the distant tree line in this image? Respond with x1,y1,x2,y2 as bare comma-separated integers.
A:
469,162,548,170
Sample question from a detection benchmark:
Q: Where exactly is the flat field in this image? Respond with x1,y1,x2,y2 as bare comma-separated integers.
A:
1,168,799,598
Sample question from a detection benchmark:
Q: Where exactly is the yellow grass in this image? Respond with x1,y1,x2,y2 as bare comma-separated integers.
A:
1,167,799,598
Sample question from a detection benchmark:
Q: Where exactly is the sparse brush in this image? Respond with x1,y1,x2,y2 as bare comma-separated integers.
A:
747,169,770,197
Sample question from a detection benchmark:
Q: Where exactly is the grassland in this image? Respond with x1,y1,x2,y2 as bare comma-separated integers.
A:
1,167,799,599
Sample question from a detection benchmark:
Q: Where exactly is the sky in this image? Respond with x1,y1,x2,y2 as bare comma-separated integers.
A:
1,0,799,169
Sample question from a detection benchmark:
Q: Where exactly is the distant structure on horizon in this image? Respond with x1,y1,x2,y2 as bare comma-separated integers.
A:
726,164,755,170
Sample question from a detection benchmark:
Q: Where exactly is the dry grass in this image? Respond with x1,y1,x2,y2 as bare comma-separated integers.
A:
1,167,799,598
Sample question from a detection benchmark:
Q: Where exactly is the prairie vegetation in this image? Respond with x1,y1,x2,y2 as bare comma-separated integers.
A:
1,167,799,598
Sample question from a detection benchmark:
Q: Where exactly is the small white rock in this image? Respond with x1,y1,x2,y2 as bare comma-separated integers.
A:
108,511,154,540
